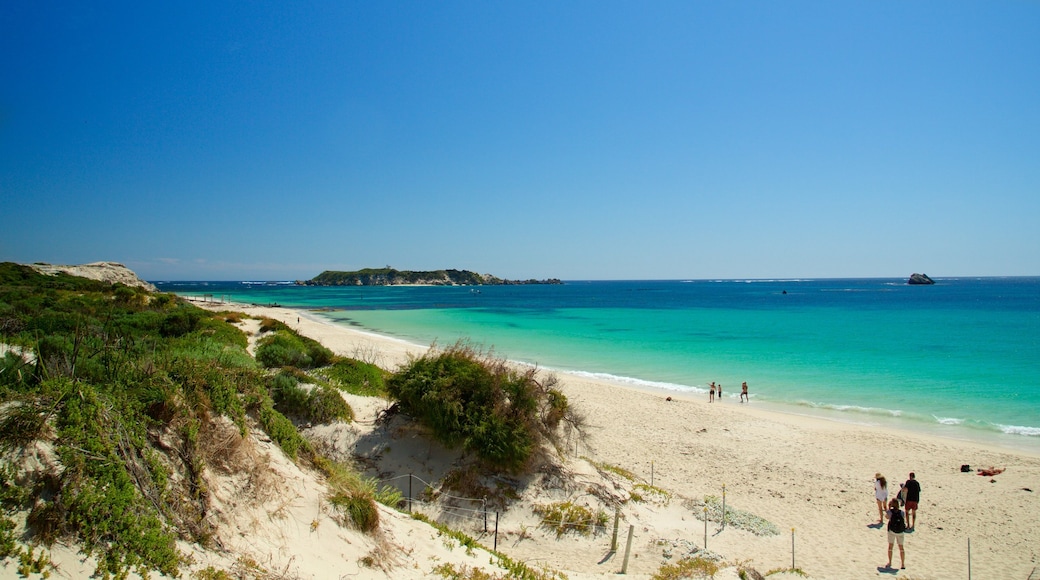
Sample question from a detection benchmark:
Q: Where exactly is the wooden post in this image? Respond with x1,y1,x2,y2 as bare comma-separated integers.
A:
621,525,635,574
651,461,654,488
611,508,620,552
968,537,972,580
494,512,499,552
408,473,413,513
703,506,708,550
721,484,726,530
483,497,488,533
791,527,795,570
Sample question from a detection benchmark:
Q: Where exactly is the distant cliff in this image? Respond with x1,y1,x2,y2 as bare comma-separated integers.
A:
28,261,158,292
301,268,562,286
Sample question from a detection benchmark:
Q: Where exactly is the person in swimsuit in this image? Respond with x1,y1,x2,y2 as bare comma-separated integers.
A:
709,382,715,402
740,381,748,403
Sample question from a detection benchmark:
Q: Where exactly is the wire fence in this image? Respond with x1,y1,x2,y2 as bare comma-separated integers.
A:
378,472,1001,579
378,473,491,533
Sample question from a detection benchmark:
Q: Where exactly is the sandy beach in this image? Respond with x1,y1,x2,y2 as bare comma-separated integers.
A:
185,298,1040,579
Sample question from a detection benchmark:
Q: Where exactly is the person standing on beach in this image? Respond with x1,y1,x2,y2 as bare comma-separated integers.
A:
709,382,716,402
885,498,907,569
740,381,748,403
903,472,921,531
717,384,722,400
874,473,888,524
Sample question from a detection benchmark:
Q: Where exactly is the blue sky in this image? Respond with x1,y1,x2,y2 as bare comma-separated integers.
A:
2,2,1038,281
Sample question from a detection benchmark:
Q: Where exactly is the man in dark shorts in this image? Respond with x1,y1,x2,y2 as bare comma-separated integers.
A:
903,472,921,531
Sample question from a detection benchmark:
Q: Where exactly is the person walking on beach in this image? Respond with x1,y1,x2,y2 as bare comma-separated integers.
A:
885,498,907,569
709,382,716,402
740,381,748,403
903,472,921,531
874,473,888,524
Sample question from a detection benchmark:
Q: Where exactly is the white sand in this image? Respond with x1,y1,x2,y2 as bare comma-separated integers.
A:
176,299,1040,579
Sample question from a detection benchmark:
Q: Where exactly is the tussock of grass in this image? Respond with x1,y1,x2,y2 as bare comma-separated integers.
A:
533,501,609,537
651,556,720,579
588,459,636,481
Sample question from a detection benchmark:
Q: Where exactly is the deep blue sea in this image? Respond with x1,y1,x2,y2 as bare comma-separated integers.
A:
158,278,1040,452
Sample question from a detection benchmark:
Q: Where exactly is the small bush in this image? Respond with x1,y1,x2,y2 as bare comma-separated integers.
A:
322,358,387,396
159,308,201,337
271,373,310,417
307,385,354,424
387,342,568,471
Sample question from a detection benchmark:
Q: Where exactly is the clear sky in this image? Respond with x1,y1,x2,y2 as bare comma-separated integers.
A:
2,2,1038,281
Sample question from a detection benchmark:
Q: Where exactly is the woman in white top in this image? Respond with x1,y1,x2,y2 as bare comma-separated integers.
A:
874,473,888,524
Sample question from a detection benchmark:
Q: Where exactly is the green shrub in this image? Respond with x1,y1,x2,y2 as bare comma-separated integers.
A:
159,308,201,337
307,385,354,424
322,358,387,396
387,343,565,471
270,373,310,417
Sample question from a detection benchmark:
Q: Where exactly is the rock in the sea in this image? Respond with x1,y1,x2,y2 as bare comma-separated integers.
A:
908,273,935,285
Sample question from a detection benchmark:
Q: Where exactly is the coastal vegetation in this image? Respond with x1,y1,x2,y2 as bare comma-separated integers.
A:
0,262,388,578
0,262,583,578
303,267,562,286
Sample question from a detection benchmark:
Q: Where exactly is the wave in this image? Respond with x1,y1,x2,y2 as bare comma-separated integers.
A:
998,424,1040,437
566,370,700,393
774,400,1040,439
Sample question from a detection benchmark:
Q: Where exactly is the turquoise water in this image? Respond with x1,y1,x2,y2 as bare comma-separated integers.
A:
160,278,1040,450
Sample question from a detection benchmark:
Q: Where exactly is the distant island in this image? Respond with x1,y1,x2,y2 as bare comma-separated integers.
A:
299,267,562,286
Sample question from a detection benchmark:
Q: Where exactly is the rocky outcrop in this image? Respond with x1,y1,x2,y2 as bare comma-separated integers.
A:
29,261,158,292
908,273,935,285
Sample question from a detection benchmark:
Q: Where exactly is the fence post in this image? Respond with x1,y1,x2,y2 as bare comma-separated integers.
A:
721,483,726,530
967,537,972,580
408,473,413,513
703,506,708,550
494,512,499,552
791,527,795,570
611,508,620,552
621,524,635,574
483,497,488,533
651,461,654,488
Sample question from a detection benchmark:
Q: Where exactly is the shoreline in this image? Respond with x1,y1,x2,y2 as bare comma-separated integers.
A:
187,296,1040,458
189,297,1040,578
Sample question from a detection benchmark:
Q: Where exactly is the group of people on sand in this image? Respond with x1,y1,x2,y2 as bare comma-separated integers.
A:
874,472,922,570
708,381,750,403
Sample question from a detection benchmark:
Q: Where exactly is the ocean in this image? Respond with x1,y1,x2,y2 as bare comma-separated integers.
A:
158,277,1040,452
